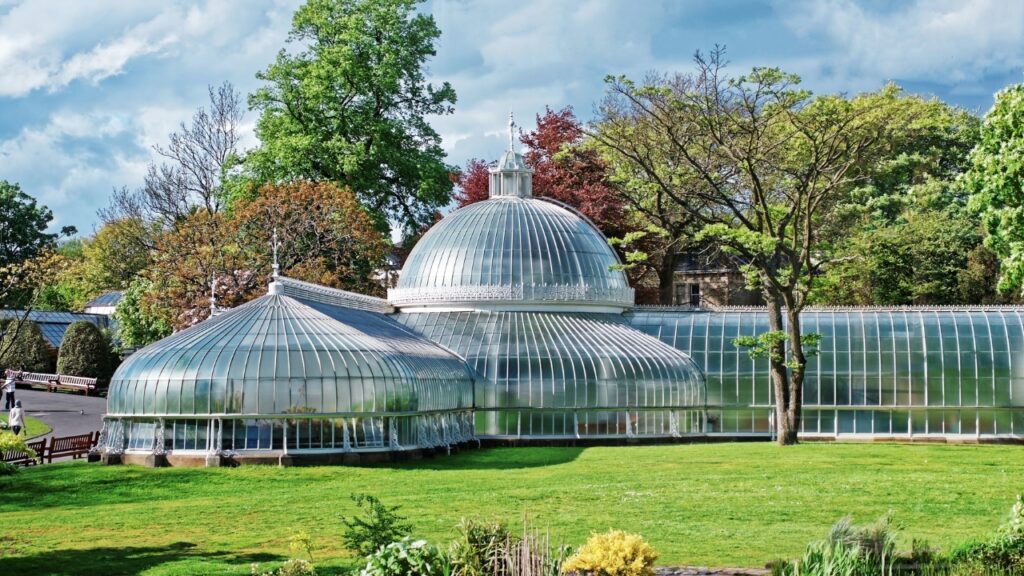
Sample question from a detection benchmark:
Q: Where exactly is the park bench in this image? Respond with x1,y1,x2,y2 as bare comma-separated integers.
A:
2,438,46,466
13,372,99,396
45,431,99,463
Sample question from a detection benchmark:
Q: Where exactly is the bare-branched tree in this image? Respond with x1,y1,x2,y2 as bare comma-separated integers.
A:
100,82,243,233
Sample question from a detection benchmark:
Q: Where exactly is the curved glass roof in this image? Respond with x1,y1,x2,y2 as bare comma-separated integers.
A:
396,310,705,412
107,293,475,417
390,198,634,309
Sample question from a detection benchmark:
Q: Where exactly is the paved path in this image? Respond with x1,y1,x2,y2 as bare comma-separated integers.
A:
13,388,106,440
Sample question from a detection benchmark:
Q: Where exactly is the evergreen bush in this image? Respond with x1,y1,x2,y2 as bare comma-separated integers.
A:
56,321,116,384
0,319,55,373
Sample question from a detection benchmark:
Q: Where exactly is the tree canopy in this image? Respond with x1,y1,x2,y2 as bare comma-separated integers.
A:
0,320,54,374
592,49,928,444
247,0,456,234
965,84,1024,296
0,181,75,269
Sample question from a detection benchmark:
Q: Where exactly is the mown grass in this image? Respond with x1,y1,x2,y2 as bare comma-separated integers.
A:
0,413,51,438
0,443,1021,575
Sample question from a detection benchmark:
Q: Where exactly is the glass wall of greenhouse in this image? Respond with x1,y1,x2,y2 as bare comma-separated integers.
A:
628,308,1024,438
396,311,707,439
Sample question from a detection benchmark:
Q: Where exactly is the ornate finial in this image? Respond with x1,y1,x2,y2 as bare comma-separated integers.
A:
508,112,516,152
271,227,280,278
209,275,218,315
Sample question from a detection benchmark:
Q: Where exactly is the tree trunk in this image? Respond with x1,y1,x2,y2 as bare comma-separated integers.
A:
658,250,678,306
765,295,797,445
783,304,805,446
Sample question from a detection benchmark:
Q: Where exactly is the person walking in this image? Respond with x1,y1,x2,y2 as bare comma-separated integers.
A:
3,370,15,410
9,400,25,436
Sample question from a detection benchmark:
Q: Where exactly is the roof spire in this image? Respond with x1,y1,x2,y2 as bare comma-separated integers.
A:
508,111,516,152
271,227,280,278
489,113,534,198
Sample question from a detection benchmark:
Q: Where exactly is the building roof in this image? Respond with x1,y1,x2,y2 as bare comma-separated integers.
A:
0,309,109,347
106,292,475,417
85,291,123,308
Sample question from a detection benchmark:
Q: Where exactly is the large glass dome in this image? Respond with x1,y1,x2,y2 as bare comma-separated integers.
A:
391,198,633,310
390,141,634,311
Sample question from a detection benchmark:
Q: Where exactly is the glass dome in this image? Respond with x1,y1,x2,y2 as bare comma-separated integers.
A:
390,198,634,310
397,310,706,438
390,120,633,311
107,293,475,417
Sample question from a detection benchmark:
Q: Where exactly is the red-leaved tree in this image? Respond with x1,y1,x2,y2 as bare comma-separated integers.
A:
453,158,492,207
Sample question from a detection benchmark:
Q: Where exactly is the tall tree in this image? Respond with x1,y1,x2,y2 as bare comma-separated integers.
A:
247,0,457,234
811,94,988,305
233,182,392,297
0,181,75,268
100,82,243,233
965,84,1024,296
522,107,626,237
593,50,914,444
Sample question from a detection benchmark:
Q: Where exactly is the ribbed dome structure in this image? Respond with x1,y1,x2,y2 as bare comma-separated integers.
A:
390,125,634,311
108,293,474,417
396,310,706,437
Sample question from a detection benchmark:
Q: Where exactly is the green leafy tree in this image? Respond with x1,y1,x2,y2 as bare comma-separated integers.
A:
114,278,172,348
810,93,988,305
246,0,457,234
0,181,75,268
341,494,412,556
0,320,54,373
593,49,923,444
56,321,117,384
965,84,1024,296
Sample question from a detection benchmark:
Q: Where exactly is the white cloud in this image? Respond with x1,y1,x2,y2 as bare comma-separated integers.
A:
776,0,1024,84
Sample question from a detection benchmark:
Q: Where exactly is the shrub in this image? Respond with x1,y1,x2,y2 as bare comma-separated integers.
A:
448,519,513,576
341,494,413,556
359,537,450,576
948,495,1024,571
561,530,657,576
0,431,38,475
775,514,897,576
250,559,317,576
0,320,54,373
56,321,116,384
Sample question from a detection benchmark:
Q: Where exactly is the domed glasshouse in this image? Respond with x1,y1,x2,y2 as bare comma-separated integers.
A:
100,119,1024,466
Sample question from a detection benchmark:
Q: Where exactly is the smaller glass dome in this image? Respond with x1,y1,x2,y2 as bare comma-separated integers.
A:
107,293,475,417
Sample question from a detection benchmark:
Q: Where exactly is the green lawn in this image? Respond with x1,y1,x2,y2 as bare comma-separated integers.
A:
0,443,1021,575
0,413,51,439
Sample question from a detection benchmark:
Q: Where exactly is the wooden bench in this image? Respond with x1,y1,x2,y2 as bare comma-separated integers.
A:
2,438,46,466
11,372,99,396
45,431,99,463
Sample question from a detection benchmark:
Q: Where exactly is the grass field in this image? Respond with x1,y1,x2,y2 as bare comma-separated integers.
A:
0,443,1021,575
0,413,51,439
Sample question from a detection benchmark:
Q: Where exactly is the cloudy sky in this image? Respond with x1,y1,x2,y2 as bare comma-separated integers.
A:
1,0,1022,235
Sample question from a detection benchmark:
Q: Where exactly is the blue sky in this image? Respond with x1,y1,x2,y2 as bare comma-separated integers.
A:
0,0,1021,235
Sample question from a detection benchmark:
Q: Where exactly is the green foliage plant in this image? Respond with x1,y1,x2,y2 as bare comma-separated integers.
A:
948,495,1024,571
113,278,172,348
448,519,513,576
776,514,897,576
341,494,413,556
965,84,1024,297
56,321,115,384
0,320,54,373
561,530,657,576
250,558,317,576
0,431,38,475
358,537,450,576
